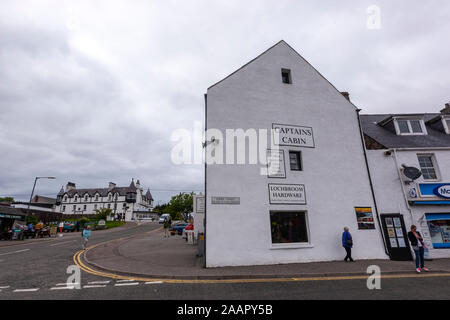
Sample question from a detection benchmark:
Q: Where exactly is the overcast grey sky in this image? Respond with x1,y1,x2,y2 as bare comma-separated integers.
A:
1,0,449,203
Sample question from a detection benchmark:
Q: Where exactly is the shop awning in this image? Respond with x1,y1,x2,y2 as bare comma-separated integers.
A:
425,213,450,221
411,201,450,205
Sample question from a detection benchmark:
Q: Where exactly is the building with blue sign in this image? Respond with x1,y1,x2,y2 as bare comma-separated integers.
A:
361,103,450,259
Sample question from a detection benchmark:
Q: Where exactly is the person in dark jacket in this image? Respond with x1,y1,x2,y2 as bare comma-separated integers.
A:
342,227,354,262
407,225,430,273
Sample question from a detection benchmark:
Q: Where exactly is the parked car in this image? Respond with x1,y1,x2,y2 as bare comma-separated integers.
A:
62,222,76,232
171,223,188,235
159,214,171,224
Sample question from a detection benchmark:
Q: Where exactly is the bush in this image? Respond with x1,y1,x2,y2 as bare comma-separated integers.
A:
79,217,89,227
26,215,38,225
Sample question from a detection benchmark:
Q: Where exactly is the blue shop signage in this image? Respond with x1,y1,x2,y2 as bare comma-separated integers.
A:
419,183,450,199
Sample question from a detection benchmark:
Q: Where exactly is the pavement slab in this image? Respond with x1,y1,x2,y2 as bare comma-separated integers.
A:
84,227,450,280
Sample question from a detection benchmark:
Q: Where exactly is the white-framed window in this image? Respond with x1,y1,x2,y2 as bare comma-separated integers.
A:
74,195,78,202
73,205,76,212
63,196,67,202
62,205,65,212
95,194,99,201
84,195,88,202
417,154,439,180
394,118,427,135
94,204,97,210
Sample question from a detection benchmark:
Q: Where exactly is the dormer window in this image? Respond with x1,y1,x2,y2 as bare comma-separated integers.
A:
443,118,450,134
394,118,427,136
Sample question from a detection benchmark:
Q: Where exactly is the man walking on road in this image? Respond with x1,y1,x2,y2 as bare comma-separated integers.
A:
82,225,91,250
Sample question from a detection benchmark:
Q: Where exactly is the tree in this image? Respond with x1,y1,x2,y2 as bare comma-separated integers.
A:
95,208,113,220
26,215,38,225
0,197,14,202
166,192,193,222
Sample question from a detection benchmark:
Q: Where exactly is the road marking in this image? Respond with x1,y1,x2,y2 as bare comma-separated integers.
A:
50,240,76,247
116,279,135,283
55,283,79,286
0,249,30,256
114,282,139,286
88,281,110,285
83,285,107,289
145,281,163,285
50,286,75,290
0,286,10,289
13,288,39,292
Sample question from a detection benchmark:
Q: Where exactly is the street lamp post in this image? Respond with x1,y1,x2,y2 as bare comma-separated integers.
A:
25,177,55,224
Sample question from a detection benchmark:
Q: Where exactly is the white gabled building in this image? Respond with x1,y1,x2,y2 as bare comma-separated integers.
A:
55,179,154,221
204,41,388,267
361,103,450,260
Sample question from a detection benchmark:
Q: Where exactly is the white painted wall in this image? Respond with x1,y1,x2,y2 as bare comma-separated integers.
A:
367,149,450,259
205,41,388,267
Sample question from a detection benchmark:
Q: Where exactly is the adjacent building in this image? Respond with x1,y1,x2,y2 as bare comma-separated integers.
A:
204,41,388,267
55,179,154,221
361,103,450,259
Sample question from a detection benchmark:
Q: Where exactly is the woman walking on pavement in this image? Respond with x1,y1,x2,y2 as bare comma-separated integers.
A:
163,218,170,238
408,225,430,273
82,225,91,250
342,227,354,262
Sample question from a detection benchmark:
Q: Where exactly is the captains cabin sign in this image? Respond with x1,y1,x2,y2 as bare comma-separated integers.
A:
434,184,450,199
272,124,315,148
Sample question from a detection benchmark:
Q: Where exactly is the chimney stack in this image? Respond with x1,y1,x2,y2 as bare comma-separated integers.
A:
109,182,116,190
66,182,76,191
441,102,450,114
341,92,350,101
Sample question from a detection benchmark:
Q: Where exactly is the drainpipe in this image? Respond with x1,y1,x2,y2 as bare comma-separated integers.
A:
391,149,415,224
356,109,390,257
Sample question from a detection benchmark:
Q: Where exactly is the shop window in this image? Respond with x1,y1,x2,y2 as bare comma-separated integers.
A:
417,154,438,180
289,151,302,171
270,211,308,244
427,217,450,248
281,68,292,84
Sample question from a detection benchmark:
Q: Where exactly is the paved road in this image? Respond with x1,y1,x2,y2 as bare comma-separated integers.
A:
1,222,449,300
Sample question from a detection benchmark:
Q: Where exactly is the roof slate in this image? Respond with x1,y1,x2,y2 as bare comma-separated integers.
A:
360,113,450,149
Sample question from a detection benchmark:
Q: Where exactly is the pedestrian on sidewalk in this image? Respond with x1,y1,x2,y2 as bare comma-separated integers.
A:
407,225,430,273
82,225,91,250
342,227,354,262
163,218,170,238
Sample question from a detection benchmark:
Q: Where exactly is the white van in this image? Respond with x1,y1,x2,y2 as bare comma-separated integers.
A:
158,214,171,224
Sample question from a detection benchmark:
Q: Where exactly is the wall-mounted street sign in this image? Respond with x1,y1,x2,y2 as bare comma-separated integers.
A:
272,123,315,148
434,184,450,199
268,184,306,205
211,197,240,205
267,149,286,178
195,196,205,213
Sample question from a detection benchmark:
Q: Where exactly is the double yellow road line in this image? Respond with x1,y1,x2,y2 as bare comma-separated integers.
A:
73,228,450,284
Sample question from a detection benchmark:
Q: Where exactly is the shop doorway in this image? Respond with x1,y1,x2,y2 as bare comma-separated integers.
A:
380,214,412,261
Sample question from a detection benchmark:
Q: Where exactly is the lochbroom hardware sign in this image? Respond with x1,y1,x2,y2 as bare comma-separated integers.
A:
269,184,306,205
272,123,315,148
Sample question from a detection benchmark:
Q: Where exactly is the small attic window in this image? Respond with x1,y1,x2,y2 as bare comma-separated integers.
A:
443,118,450,134
394,118,427,136
281,68,292,84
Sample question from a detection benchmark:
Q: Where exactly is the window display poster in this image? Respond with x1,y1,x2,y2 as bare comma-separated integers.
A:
390,238,398,248
393,218,402,228
388,228,395,238
395,228,404,238
397,237,406,248
355,207,375,230
267,149,286,178
385,218,394,228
